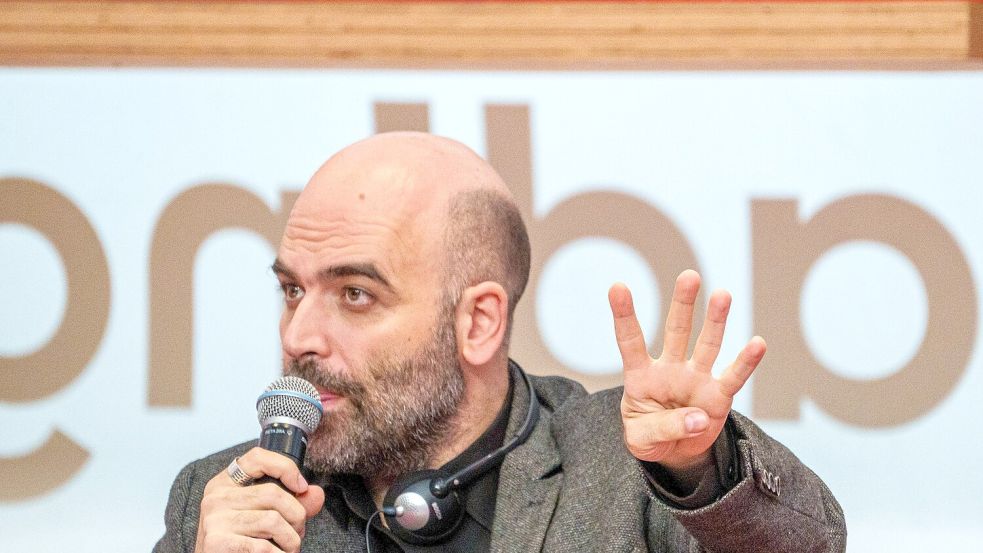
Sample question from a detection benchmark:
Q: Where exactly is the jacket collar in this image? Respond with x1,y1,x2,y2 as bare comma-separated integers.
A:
489,361,563,553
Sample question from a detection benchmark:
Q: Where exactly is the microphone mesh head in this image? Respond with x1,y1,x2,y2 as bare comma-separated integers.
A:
256,376,322,433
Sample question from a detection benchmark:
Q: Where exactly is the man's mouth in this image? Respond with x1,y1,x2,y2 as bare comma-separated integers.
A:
317,389,344,406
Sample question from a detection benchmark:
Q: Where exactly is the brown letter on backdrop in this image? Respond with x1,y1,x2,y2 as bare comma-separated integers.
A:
752,195,976,426
375,102,430,134
485,105,703,391
0,177,106,499
148,185,297,406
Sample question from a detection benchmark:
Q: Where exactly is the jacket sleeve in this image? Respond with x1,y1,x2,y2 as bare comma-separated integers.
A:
647,411,846,553
153,460,206,553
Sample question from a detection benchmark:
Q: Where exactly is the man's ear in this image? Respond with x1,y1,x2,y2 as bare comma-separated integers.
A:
455,281,509,367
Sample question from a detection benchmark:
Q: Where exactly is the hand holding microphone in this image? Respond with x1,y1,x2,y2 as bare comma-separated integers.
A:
194,377,326,553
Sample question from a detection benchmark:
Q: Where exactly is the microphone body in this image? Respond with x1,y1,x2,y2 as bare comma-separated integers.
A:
254,376,323,475
259,419,309,467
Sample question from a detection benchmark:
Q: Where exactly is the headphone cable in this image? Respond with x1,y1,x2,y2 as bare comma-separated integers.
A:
365,510,382,553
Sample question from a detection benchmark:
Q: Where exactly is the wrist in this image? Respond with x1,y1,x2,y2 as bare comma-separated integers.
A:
655,450,712,474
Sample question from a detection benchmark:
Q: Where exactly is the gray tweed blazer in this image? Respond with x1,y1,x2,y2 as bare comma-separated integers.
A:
154,374,846,552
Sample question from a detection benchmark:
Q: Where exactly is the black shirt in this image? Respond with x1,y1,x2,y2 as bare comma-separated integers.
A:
321,382,514,553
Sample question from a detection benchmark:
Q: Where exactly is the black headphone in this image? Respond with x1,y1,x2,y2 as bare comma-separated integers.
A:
379,365,540,545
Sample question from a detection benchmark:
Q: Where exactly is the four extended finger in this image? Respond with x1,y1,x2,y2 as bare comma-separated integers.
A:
609,283,651,372
662,270,701,362
691,289,732,372
718,336,767,398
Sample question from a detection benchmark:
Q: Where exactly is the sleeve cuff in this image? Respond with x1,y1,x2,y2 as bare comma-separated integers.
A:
640,414,744,510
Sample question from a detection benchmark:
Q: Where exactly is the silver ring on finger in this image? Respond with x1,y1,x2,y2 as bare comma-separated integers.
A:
226,456,255,487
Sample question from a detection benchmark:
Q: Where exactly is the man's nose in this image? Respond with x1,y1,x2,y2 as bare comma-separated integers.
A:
281,296,332,360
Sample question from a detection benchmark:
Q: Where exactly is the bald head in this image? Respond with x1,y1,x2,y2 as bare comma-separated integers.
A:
287,132,531,335
304,132,511,208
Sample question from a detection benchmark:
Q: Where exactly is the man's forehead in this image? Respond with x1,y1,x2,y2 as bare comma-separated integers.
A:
276,210,437,299
281,166,446,284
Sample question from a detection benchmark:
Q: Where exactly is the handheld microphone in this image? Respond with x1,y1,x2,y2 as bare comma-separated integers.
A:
255,376,323,470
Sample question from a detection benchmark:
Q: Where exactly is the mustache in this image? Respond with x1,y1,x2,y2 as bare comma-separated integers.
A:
285,358,365,398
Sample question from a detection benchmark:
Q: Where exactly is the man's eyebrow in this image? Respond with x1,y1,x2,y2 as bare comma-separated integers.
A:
320,263,393,291
271,259,296,280
272,259,394,291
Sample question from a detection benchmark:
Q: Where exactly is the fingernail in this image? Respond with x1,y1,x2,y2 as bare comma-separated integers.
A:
297,473,308,490
685,412,708,433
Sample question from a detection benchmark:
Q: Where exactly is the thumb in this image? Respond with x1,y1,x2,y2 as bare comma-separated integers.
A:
297,484,325,520
625,408,709,457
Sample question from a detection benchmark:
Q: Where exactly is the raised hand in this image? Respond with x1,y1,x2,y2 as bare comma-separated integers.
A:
610,270,766,471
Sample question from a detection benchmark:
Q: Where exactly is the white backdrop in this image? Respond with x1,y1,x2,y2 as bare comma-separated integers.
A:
1,69,982,551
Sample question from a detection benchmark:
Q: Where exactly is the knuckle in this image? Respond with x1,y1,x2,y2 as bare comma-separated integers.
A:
197,515,214,539
654,417,683,440
239,449,269,473
698,336,722,349
254,482,280,503
270,484,299,509
283,498,306,526
199,491,225,514
265,488,298,519
631,423,668,446
665,322,689,335
282,528,302,552
261,509,283,528
200,533,222,551
245,448,288,474
203,472,229,494
242,446,266,460
231,510,252,527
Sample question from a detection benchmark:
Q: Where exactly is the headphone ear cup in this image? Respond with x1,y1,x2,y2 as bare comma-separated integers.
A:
382,469,465,545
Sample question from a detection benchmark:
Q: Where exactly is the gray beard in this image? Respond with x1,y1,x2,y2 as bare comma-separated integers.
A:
285,315,465,482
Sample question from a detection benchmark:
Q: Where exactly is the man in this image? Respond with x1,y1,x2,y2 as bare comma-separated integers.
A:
155,132,845,552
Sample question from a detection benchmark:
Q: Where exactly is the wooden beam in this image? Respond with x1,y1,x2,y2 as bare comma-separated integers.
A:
970,0,983,58
0,1,980,68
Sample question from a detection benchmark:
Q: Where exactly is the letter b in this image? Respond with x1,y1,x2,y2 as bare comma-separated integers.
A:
752,195,976,426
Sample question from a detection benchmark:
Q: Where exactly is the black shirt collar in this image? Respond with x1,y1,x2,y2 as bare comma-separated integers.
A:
441,372,513,530
321,369,515,541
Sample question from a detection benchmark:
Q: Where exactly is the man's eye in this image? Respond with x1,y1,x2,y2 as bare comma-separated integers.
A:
344,287,372,306
282,284,304,301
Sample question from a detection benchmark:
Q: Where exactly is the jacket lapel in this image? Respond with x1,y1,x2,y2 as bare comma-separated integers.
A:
489,368,563,553
303,474,367,551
